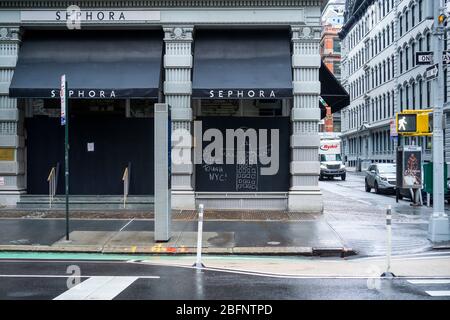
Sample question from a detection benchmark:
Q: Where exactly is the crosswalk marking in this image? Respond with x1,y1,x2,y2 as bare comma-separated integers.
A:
425,291,450,297
407,279,450,297
54,276,139,300
407,280,450,285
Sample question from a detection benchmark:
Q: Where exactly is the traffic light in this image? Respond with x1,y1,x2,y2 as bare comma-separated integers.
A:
396,110,432,136
396,113,417,133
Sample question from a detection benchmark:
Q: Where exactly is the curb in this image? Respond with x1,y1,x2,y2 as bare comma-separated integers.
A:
0,245,354,257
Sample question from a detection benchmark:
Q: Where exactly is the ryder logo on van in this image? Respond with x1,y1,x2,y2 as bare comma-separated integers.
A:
51,89,117,98
320,144,339,151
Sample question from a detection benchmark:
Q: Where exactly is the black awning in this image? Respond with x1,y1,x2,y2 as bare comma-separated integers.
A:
9,30,163,99
192,29,292,99
319,61,349,114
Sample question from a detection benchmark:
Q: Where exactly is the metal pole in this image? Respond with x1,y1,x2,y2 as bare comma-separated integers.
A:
429,0,450,242
195,203,205,269
154,103,171,242
382,205,395,278
65,80,70,241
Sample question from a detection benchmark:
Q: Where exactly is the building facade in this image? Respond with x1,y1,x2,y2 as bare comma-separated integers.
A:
320,0,345,132
0,0,346,213
339,0,445,169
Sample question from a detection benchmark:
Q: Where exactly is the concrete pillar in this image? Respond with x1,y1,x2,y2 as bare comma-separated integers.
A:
163,26,195,210
0,27,24,206
288,26,323,213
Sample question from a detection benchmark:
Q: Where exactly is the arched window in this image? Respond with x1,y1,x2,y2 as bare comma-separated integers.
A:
399,51,403,74
399,87,404,112
405,10,409,31
387,58,391,80
412,82,416,110
405,46,409,70
419,0,423,21
391,55,395,78
419,79,423,109
406,85,410,110
411,41,416,68
399,15,403,36
386,25,390,45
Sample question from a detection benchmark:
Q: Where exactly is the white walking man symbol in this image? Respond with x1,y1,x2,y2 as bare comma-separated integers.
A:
398,116,407,131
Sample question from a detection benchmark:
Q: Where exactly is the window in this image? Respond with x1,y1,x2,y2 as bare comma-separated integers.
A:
427,81,431,108
371,69,374,88
391,56,395,78
387,58,390,80
445,68,448,103
400,87,404,112
333,39,341,53
412,82,416,110
333,61,341,79
406,86,410,110
426,33,431,51
419,79,423,109
399,51,403,73
405,11,409,31
399,16,403,36
412,5,416,27
405,47,409,70
412,42,416,67
386,26,390,45
419,0,423,21
391,22,395,41
391,91,395,115
419,37,423,51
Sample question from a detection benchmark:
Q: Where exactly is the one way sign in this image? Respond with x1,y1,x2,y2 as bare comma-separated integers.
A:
443,51,450,64
426,64,439,81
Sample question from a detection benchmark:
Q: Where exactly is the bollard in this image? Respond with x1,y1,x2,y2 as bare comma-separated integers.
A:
194,203,205,269
381,205,395,278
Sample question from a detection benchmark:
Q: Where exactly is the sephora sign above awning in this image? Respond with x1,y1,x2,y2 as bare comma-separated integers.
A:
9,30,163,99
192,29,293,99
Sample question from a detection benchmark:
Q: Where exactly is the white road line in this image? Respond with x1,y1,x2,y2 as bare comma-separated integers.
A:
54,276,139,300
119,219,135,232
425,290,450,297
408,280,450,285
0,274,159,279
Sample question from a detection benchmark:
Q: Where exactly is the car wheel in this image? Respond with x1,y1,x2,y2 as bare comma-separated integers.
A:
365,180,371,192
319,175,324,181
374,181,380,194
341,174,346,181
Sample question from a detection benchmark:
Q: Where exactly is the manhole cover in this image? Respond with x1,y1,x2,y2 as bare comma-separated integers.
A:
267,241,281,245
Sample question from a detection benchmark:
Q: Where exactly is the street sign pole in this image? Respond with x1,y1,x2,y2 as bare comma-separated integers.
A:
429,0,450,242
61,75,70,241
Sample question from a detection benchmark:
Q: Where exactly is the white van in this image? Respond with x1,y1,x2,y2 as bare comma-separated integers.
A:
319,139,346,181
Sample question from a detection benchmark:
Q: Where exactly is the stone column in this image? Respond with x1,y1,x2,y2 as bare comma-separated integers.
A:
288,26,323,213
0,27,24,206
163,26,195,210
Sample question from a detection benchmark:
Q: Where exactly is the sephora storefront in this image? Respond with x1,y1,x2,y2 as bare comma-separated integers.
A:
0,0,348,212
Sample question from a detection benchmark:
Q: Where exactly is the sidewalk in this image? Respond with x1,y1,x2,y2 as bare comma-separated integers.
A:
0,217,353,256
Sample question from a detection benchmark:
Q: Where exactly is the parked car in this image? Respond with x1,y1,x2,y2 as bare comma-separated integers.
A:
365,163,397,194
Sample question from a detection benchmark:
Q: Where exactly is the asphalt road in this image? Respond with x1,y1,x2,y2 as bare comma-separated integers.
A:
0,258,449,300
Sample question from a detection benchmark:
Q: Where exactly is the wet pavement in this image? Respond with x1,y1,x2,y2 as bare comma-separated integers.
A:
0,218,345,254
0,259,448,300
0,172,447,257
321,172,439,256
